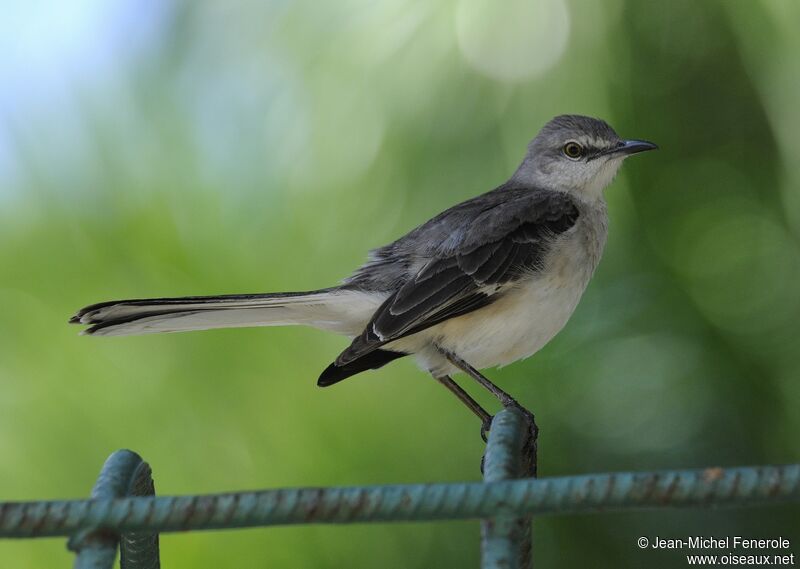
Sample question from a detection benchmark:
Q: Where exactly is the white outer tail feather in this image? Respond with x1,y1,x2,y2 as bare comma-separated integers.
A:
75,289,383,337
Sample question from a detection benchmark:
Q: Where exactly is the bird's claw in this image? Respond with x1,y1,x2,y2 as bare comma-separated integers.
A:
503,400,536,429
502,400,539,477
480,418,492,443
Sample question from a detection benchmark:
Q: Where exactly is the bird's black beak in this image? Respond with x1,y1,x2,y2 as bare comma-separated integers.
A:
615,139,658,157
589,139,658,161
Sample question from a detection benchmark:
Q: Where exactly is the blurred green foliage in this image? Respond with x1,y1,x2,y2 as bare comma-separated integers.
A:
1,1,799,567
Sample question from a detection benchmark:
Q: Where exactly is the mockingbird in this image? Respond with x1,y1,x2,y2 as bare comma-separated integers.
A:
71,115,656,435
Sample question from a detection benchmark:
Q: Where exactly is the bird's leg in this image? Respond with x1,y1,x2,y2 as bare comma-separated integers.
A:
432,374,493,441
437,348,539,474
438,349,519,406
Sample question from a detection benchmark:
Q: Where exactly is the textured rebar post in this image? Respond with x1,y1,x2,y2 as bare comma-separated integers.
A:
481,408,535,569
119,460,160,569
69,450,160,569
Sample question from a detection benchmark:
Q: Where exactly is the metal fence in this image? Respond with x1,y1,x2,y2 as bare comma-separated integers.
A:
1,407,798,568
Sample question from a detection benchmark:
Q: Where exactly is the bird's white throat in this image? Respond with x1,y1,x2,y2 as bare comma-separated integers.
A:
582,157,624,199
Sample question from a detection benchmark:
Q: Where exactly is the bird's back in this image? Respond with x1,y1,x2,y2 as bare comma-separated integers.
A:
344,183,581,291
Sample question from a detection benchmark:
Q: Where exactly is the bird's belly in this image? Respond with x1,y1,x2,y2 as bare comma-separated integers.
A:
400,265,593,376
449,277,585,365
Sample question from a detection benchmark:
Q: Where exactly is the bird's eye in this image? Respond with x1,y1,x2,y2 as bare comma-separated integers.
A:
563,142,583,160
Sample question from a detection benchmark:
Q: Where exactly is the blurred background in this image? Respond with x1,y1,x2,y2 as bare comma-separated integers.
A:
1,0,798,567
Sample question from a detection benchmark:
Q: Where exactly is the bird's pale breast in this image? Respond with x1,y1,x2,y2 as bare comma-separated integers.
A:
400,201,608,376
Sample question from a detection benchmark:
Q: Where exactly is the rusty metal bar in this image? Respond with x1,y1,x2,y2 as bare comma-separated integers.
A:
481,408,535,569
1,456,797,539
67,450,160,569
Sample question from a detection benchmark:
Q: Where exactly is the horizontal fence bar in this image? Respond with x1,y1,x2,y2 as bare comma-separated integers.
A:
2,463,798,538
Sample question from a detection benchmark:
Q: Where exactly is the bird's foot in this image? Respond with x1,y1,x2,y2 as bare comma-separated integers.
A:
477,402,536,443
478,404,538,476
502,400,538,478
501,399,537,435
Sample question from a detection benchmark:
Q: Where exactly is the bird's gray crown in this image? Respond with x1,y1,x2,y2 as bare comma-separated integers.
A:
531,114,621,154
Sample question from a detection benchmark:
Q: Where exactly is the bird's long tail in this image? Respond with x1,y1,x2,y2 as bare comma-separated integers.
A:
70,288,370,337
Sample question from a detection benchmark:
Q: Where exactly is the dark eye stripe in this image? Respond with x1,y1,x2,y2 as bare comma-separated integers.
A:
586,142,623,161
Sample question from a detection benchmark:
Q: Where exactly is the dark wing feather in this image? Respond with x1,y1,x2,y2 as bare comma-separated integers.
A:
335,189,580,366
318,349,407,387
456,240,506,275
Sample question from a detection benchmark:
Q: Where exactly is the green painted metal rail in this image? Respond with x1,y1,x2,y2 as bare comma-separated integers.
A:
1,408,799,568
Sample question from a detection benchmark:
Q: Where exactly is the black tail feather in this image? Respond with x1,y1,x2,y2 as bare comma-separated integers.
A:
318,349,407,387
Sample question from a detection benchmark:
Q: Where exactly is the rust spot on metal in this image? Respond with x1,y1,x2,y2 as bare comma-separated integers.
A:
223,493,240,525
144,498,157,526
271,489,285,515
17,504,29,533
603,475,616,505
348,489,370,520
326,492,343,520
31,502,50,534
640,474,659,501
661,474,680,505
575,478,593,504
702,467,724,483
768,469,783,497
194,496,216,523
181,497,198,529
80,528,118,549
729,471,742,498
372,487,386,516
52,503,68,531
304,489,325,522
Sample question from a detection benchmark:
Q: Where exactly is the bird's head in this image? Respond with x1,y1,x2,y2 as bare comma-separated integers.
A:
513,115,657,199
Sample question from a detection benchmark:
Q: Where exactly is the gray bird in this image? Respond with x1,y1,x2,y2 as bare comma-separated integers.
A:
71,115,656,432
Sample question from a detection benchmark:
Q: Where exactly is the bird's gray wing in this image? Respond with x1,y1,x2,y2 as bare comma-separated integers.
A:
336,188,579,365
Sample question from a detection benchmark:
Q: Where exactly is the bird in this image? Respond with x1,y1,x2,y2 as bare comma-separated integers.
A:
71,115,656,435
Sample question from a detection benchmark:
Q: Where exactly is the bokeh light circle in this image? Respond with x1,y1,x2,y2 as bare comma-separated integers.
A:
455,0,571,82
